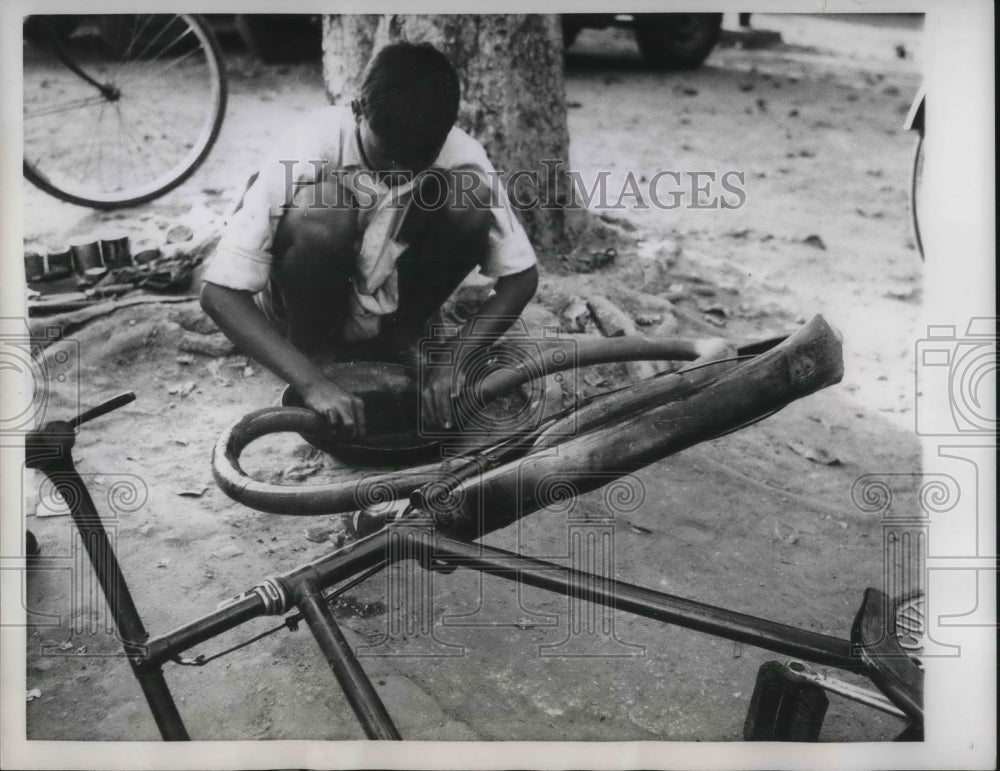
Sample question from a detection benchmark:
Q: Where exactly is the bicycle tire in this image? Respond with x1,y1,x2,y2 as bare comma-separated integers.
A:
23,14,227,209
211,316,842,526
908,134,925,261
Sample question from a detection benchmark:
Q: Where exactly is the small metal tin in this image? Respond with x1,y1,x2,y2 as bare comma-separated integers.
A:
99,230,133,268
68,236,105,275
24,251,46,282
45,245,75,277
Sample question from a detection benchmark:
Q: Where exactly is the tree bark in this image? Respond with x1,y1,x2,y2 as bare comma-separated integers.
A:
322,14,571,258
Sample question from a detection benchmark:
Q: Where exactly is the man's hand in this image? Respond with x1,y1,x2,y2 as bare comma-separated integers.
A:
421,364,466,431
300,379,366,440
201,283,369,439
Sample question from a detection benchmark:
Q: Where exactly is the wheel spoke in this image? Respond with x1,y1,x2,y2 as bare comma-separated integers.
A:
117,38,203,93
78,100,107,186
24,94,110,119
128,14,180,64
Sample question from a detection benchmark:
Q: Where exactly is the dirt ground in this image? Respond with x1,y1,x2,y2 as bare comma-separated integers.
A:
22,14,925,742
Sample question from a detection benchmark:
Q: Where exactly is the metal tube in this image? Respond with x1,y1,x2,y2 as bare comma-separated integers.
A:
44,464,189,740
424,533,858,670
294,578,401,740
144,531,394,666
143,594,265,668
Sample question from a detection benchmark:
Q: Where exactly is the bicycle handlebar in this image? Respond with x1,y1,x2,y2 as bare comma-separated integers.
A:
25,392,136,469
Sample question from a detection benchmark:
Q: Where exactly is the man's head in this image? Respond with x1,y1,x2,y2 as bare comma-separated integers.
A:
353,42,460,176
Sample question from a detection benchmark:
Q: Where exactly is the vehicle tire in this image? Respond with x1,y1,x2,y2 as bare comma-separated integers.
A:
236,14,321,63
633,13,723,70
562,19,582,50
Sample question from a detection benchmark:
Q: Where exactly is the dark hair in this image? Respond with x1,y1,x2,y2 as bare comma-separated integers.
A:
359,42,460,164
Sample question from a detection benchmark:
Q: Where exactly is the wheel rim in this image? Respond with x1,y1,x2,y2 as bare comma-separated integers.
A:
23,14,224,207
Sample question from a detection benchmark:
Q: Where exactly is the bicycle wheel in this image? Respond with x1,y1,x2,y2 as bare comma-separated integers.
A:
909,133,925,261
23,14,227,209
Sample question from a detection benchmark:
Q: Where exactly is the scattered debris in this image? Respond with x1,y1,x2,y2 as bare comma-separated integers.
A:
169,304,221,335
205,359,235,388
212,545,245,560
58,641,73,652
305,526,332,543
157,558,172,568
682,86,698,96
802,234,827,250
598,212,637,232
283,462,323,482
636,238,680,265
27,688,42,702
167,381,197,398
165,224,194,244
561,296,590,333
772,520,799,545
583,373,607,388
732,641,743,659
635,312,663,327
883,286,919,302
629,523,653,535
175,486,209,498
700,304,729,319
175,354,195,366
652,312,681,337
587,295,635,338
138,524,154,536
178,331,237,358
787,441,843,466
587,295,658,380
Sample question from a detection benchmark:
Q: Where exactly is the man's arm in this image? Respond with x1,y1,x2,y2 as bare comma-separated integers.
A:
200,283,366,438
421,264,538,428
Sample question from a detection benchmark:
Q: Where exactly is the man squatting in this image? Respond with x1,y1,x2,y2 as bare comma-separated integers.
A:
201,42,539,437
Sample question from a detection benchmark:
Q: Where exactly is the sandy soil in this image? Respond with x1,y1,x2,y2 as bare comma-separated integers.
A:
22,14,924,742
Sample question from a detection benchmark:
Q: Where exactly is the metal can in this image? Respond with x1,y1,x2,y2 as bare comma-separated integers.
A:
24,251,46,282
68,236,105,276
45,245,75,277
100,230,133,268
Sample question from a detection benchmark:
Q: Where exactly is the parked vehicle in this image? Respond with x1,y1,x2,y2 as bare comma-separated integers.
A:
562,13,724,69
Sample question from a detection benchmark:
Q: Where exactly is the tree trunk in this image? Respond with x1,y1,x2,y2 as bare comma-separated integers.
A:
322,14,571,258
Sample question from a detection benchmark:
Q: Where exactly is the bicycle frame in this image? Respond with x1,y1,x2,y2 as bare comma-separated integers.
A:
24,316,923,741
